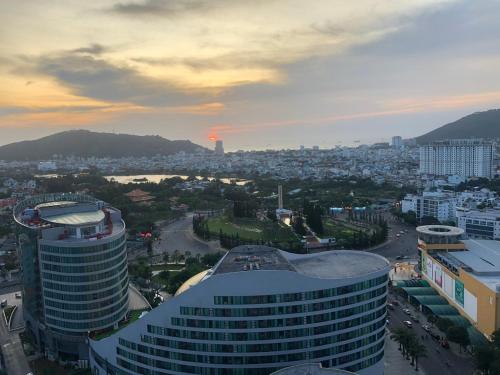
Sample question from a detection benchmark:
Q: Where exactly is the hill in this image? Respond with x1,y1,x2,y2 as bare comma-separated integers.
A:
0,130,207,161
416,109,500,144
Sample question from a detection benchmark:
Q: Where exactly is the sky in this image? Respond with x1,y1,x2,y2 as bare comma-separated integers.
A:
1,0,499,150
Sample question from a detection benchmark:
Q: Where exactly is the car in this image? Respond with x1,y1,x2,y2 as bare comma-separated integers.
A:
388,303,395,310
430,331,441,340
392,300,400,306
15,292,21,299
422,324,431,332
403,320,413,328
395,255,403,260
0,299,6,307
410,315,420,322
403,308,411,315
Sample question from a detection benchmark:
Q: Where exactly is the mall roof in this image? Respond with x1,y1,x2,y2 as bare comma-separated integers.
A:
212,245,389,279
456,240,500,274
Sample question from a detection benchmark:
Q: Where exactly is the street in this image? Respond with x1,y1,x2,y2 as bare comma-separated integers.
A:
0,298,31,375
152,214,222,257
387,292,474,375
371,218,418,261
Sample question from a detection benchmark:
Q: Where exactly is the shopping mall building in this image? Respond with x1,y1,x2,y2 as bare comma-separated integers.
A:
417,225,500,339
90,246,390,375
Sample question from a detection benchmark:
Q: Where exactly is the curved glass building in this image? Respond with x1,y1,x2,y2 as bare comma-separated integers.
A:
90,246,389,375
14,193,129,361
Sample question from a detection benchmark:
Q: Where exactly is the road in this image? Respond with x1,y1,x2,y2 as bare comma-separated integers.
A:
370,217,419,262
387,293,474,375
153,214,222,257
0,296,31,375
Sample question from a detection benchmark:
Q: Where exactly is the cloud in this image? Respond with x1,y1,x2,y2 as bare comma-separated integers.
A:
109,0,208,17
72,43,108,55
35,52,202,107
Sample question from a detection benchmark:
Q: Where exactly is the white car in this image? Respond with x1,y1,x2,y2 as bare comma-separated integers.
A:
403,320,413,328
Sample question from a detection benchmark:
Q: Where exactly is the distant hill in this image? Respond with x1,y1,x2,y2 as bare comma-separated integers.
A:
416,109,500,144
0,130,207,161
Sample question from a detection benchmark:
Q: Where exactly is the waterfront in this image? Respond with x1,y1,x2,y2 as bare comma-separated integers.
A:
36,173,251,185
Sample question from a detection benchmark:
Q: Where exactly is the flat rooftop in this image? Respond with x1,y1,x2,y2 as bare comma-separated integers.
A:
44,210,105,226
288,250,389,278
433,240,500,292
213,246,295,275
212,245,389,279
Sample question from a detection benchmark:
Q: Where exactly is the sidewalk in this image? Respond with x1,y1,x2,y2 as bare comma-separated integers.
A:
384,332,427,375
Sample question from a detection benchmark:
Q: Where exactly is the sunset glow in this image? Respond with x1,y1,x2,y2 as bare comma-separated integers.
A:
1,1,499,149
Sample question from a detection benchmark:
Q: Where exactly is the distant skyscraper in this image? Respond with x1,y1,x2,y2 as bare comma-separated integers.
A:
391,136,402,148
14,193,129,361
215,139,224,156
419,139,495,178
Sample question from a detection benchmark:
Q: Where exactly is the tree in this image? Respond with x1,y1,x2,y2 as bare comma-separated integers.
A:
474,345,497,374
436,317,454,333
447,326,470,352
293,216,307,236
162,252,170,264
408,337,427,371
492,328,500,350
173,249,181,264
391,328,411,357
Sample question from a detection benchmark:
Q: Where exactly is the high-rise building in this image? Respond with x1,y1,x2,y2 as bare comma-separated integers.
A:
419,139,495,178
215,140,224,156
14,193,129,361
90,246,390,375
391,136,402,148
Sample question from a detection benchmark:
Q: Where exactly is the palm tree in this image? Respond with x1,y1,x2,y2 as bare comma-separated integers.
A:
408,338,427,371
173,249,180,264
391,328,410,356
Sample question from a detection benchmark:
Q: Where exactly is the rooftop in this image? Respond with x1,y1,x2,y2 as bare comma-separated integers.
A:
417,225,464,237
43,210,105,226
212,245,389,279
212,246,295,275
288,251,389,279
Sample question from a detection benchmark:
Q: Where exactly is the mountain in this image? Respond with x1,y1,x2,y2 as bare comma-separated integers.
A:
416,109,500,144
0,130,207,161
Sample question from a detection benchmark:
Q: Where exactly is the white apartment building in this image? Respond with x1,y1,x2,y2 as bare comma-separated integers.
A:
456,208,500,240
391,136,403,149
401,191,457,222
419,139,495,178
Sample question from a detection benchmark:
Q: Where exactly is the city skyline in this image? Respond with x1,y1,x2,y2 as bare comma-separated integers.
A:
1,1,500,149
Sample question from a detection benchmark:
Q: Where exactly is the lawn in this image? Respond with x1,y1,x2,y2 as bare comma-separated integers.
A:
323,218,377,237
207,216,296,242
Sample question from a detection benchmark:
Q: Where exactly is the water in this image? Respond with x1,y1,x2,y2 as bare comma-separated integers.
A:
104,174,251,185
35,173,251,185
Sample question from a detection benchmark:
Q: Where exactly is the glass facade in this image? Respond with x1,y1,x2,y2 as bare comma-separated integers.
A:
14,193,129,360
40,233,129,333
91,274,388,375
